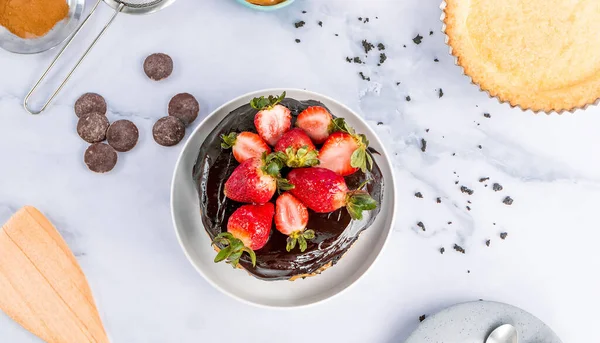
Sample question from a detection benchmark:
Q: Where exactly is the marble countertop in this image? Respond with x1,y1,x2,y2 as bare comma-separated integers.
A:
1,0,599,342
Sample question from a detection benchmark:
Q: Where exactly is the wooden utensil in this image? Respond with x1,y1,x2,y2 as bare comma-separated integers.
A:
0,206,109,343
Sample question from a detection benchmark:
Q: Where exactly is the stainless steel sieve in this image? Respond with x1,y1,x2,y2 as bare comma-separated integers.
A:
24,0,177,115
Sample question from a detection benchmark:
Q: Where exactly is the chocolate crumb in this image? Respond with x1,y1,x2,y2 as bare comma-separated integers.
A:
455,181,459,185
440,247,445,254
500,232,508,240
403,44,406,48
420,138,427,152
429,30,434,35
492,183,503,192
438,88,444,98
377,43,385,51
502,196,514,205
377,121,383,126
467,270,471,274
335,33,339,36
485,240,490,247
362,40,375,53
302,10,306,13
419,315,426,322
318,21,323,27
479,177,489,182
346,57,352,63
434,58,439,62
359,72,370,81
447,221,452,225
466,206,471,211
484,113,491,118
425,129,430,132
478,145,482,149
396,82,401,85
414,192,423,198
295,39,301,43
379,53,387,64
417,221,426,231
460,186,474,195
467,200,471,204
413,34,423,45
353,56,363,64
358,17,362,21
363,17,369,23
452,153,456,156
453,244,465,254
436,197,441,203
294,21,305,28
406,95,411,102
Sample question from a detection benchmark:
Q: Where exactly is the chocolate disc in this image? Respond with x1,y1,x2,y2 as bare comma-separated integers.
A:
77,113,109,143
107,120,139,152
84,143,117,173
143,53,173,81
74,93,107,117
153,116,185,147
168,93,199,126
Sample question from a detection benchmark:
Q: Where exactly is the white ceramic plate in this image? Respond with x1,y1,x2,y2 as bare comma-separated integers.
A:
405,301,562,343
171,89,396,308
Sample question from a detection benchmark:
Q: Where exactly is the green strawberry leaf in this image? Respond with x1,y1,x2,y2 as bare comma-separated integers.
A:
211,232,257,267
286,235,297,252
220,132,237,149
298,236,307,252
214,246,232,263
303,229,315,240
277,178,295,192
351,146,368,173
250,91,286,110
346,190,378,220
243,247,257,267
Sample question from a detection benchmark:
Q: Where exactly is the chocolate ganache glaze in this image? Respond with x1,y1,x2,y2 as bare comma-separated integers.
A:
192,97,384,281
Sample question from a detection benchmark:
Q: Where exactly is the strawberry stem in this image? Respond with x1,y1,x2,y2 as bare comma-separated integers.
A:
220,132,237,149
212,232,257,267
250,91,286,111
286,229,315,252
275,146,320,168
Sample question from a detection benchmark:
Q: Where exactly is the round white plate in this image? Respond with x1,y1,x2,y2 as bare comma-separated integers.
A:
405,301,562,343
171,88,396,308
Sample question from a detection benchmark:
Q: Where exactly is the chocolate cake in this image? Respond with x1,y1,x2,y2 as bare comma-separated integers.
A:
192,97,384,281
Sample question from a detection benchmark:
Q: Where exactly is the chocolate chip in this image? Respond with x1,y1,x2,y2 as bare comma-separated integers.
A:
144,53,173,81
440,247,445,254
419,315,426,322
453,244,465,254
169,93,199,126
77,113,109,143
153,116,185,147
492,183,503,192
460,186,474,195
503,196,514,205
479,177,489,182
414,192,423,198
74,93,106,117
485,239,490,247
84,143,117,173
500,232,508,240
107,120,138,152
417,221,426,231
421,138,427,152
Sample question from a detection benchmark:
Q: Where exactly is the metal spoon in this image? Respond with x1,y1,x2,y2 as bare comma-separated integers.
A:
486,324,518,343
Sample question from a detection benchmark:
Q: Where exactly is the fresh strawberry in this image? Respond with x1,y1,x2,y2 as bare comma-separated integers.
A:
274,128,319,168
318,130,373,176
275,192,315,252
296,106,333,144
212,203,274,267
252,92,292,146
224,154,293,204
221,131,271,163
287,167,377,220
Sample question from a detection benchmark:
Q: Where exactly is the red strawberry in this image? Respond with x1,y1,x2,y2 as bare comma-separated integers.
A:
274,128,319,168
224,155,293,204
275,128,315,152
275,192,315,252
221,131,271,163
318,131,372,176
251,92,292,146
212,203,274,267
296,106,333,144
287,167,377,220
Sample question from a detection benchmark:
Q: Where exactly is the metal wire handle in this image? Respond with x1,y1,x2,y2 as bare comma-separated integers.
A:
24,0,125,115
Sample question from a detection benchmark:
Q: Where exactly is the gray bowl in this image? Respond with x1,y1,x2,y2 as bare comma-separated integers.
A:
0,0,85,54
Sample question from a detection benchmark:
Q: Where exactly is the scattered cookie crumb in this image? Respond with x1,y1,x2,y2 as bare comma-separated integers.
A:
353,56,363,64
447,221,452,225
413,34,423,45
318,21,323,27
502,196,514,205
419,315,426,322
479,177,489,182
417,222,426,231
377,121,383,126
377,43,385,50
346,57,352,63
429,30,434,35
406,95,411,101
436,197,441,203
379,53,387,64
478,145,482,149
484,113,491,118
455,181,459,185
485,239,490,247
434,58,439,62
414,192,423,198
460,186,474,195
438,88,444,98
359,72,370,81
396,82,401,85
295,39,301,43
335,33,339,36
362,40,375,53
466,206,471,211
453,244,465,254
493,183,503,192
421,138,427,152
467,270,471,274
500,232,508,240
440,247,445,254
302,10,306,13
294,21,305,28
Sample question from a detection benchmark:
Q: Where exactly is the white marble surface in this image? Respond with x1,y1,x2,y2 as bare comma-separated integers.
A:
1,0,599,342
